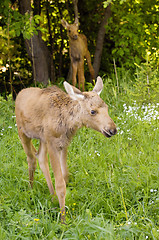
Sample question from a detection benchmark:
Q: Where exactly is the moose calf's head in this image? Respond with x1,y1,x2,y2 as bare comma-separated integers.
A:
64,76,117,138
61,18,79,40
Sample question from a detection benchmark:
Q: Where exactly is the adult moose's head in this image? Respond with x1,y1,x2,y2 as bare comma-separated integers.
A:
61,18,79,40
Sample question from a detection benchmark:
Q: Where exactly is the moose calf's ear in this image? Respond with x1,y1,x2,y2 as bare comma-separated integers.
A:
64,81,84,101
92,76,103,95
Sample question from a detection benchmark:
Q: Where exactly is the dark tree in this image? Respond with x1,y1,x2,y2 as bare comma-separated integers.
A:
18,0,55,85
93,4,111,78
78,0,112,80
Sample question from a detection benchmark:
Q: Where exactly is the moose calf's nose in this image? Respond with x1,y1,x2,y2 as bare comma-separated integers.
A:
109,128,117,136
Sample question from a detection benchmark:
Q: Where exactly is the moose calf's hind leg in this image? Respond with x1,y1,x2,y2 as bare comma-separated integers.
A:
60,149,69,184
19,132,37,188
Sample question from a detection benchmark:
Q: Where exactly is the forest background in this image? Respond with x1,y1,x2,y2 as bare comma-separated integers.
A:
0,0,158,97
0,0,159,239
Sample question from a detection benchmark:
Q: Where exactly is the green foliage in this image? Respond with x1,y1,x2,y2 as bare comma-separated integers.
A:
0,0,47,39
131,51,159,104
106,0,159,70
1,0,159,96
0,71,159,239
0,1,47,96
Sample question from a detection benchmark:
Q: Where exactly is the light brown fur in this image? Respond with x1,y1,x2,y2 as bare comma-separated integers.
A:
61,18,95,91
15,77,117,223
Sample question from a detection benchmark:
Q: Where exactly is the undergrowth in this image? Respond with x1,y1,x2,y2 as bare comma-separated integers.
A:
0,69,159,239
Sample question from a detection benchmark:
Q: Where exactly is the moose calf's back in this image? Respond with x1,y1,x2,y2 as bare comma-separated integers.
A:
15,86,81,143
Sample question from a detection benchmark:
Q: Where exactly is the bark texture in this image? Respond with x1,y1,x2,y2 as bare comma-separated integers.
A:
19,0,55,85
93,4,111,78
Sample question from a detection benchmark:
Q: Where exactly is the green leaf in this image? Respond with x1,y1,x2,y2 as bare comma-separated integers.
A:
103,0,112,8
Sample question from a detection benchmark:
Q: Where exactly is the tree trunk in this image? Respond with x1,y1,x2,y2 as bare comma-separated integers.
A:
19,0,55,85
56,0,64,77
73,0,79,19
93,4,111,78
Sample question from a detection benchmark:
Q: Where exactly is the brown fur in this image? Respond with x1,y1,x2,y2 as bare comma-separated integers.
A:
61,18,95,91
15,77,117,223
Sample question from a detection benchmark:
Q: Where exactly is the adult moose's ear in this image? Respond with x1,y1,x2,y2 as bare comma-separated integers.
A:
74,17,79,27
92,76,103,95
61,19,69,29
64,81,84,101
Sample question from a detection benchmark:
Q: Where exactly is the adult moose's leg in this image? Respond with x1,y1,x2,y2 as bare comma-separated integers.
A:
78,60,85,91
18,130,37,188
72,61,77,87
36,141,55,196
47,142,66,223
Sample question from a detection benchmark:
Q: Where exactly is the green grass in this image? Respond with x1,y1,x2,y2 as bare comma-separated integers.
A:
0,75,159,239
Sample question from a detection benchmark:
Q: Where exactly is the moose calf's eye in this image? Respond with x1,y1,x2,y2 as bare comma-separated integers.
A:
91,110,96,115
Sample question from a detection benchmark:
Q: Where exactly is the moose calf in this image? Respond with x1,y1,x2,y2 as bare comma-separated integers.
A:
15,76,117,223
61,18,95,91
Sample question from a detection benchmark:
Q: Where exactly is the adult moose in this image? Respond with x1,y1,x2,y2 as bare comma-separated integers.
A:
15,77,117,223
61,18,95,91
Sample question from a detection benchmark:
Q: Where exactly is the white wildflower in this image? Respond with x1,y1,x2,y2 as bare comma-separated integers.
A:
95,150,100,156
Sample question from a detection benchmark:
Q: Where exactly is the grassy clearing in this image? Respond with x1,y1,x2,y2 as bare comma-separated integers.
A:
0,73,159,239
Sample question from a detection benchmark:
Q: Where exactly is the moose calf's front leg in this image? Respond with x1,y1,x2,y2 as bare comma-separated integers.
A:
47,142,66,223
37,141,56,196
55,177,66,223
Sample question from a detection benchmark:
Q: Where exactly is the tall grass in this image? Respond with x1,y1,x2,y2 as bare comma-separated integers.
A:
0,70,159,239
